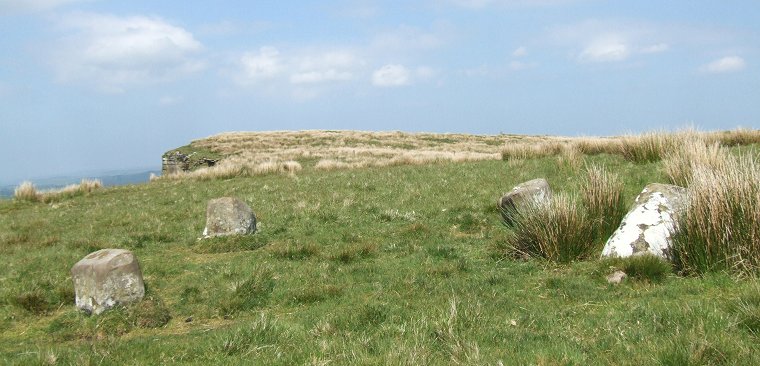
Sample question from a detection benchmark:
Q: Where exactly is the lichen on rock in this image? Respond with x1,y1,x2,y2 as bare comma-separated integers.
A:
70,249,145,315
601,183,686,259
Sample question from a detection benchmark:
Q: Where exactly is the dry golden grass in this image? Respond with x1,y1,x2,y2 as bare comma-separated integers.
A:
662,140,727,187
160,159,303,181
14,179,103,203
571,137,623,156
673,153,760,274
557,144,584,170
173,130,521,177
161,128,758,180
703,128,760,146
14,181,38,202
580,163,625,239
505,193,595,262
501,128,758,164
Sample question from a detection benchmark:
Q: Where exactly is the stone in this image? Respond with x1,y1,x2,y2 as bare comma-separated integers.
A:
606,270,627,285
601,183,687,259
161,151,217,175
499,178,552,224
71,249,145,315
203,197,256,237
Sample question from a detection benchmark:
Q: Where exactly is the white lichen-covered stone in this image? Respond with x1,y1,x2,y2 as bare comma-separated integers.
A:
606,270,627,285
601,183,686,259
499,178,552,224
203,197,257,237
71,249,145,315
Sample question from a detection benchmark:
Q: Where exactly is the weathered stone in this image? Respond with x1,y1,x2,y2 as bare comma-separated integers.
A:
203,197,256,237
161,151,217,175
606,270,627,285
601,183,687,259
71,249,145,315
499,178,552,224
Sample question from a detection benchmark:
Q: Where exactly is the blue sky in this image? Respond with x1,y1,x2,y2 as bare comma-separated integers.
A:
1,0,758,183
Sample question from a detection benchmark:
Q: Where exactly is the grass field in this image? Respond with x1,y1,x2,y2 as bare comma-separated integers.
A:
2,131,760,365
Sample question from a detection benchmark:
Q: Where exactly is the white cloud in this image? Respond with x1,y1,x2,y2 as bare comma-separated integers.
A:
159,95,183,106
512,46,528,57
415,66,437,79
52,13,204,92
640,43,669,54
578,35,630,63
290,50,359,84
238,47,283,84
449,0,583,8
372,64,410,87
551,20,672,64
197,20,272,37
233,47,364,97
290,70,353,84
372,25,445,51
508,60,535,70
701,56,746,73
0,0,87,14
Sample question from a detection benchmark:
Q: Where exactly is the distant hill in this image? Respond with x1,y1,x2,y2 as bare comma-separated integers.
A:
0,168,160,198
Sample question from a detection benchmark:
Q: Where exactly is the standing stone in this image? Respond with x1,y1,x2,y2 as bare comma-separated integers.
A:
601,183,687,259
499,178,552,224
71,249,145,315
203,197,257,237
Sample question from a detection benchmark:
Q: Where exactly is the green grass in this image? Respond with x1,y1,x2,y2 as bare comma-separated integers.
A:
2,154,760,364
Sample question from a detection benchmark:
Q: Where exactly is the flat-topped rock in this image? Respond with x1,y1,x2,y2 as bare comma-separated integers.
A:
203,197,257,237
601,183,687,259
499,178,552,225
71,249,145,315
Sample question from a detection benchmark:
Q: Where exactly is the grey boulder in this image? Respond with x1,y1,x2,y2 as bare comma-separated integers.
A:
203,197,257,237
606,270,627,285
601,183,687,259
499,178,552,224
71,249,145,315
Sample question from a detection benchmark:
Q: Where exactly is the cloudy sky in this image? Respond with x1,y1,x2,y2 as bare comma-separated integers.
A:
1,0,758,183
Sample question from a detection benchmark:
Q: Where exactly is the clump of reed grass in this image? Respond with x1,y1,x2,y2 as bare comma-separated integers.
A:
14,181,38,202
662,140,727,187
501,141,563,161
161,160,303,181
314,159,363,171
572,137,623,156
14,179,103,203
505,193,595,263
671,154,760,275
619,131,679,163
621,254,672,283
557,144,584,170
705,128,760,147
580,163,625,240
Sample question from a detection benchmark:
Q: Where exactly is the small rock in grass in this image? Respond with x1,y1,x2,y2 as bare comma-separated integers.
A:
607,270,627,285
71,249,145,315
203,197,257,238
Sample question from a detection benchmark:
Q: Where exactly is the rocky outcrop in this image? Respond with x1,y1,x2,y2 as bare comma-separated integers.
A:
601,183,687,259
203,197,257,237
162,150,217,175
499,178,552,224
71,249,145,315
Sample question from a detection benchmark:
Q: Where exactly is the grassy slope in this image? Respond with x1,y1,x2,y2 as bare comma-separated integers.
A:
1,153,758,365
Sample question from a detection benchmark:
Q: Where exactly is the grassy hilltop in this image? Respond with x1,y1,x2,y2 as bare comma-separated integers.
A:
1,129,760,365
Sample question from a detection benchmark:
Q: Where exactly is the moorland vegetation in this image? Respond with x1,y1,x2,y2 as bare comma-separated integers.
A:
2,128,759,365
